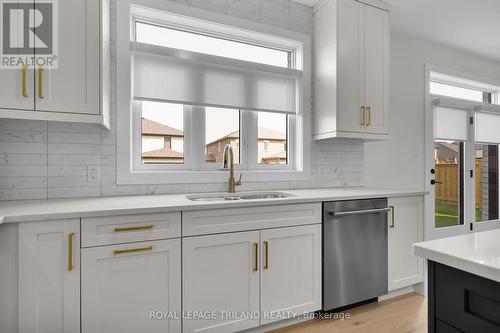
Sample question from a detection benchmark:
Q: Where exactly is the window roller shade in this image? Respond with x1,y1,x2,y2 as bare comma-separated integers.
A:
132,42,299,114
475,109,500,144
434,105,469,141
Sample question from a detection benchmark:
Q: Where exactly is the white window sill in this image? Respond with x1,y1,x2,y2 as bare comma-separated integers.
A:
117,169,310,185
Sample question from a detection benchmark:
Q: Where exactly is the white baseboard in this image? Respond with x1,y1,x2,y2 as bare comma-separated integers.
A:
378,284,423,302
413,282,425,295
240,316,311,333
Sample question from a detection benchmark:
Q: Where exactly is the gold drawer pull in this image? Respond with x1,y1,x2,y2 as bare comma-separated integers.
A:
22,65,28,97
113,245,153,255
114,224,154,232
366,106,371,126
68,233,74,271
389,206,395,228
361,106,366,126
264,241,269,270
38,68,43,99
253,242,258,272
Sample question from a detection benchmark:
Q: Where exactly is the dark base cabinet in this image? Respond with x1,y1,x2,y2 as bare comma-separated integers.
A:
428,261,500,333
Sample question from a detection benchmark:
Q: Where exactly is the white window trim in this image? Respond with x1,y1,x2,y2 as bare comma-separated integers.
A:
116,0,311,185
424,63,500,240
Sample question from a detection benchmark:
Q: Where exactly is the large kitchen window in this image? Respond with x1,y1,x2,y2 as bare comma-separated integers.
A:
116,2,311,184
429,70,500,234
135,22,291,68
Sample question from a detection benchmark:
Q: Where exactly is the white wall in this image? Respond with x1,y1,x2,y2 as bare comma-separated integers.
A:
0,0,364,201
364,33,500,191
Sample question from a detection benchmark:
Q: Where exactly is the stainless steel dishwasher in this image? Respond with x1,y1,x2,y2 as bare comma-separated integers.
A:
322,198,389,311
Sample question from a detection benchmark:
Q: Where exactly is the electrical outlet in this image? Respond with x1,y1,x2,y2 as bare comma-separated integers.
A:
87,166,100,183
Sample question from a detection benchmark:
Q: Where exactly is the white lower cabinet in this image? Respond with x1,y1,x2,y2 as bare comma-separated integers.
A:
388,196,424,291
18,219,80,333
183,231,261,333
260,225,322,325
182,225,322,333
82,239,181,333
13,204,321,333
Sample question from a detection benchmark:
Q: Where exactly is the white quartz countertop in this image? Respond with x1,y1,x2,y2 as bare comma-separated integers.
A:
0,187,425,224
414,229,500,283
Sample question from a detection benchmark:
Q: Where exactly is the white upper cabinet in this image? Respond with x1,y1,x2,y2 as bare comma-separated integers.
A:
336,0,364,134
18,219,80,333
363,4,389,134
0,0,110,127
35,0,100,115
388,196,424,291
0,67,35,111
0,0,35,111
314,0,390,140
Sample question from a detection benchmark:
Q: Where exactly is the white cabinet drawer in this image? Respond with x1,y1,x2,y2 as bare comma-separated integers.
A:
182,203,321,236
82,212,181,247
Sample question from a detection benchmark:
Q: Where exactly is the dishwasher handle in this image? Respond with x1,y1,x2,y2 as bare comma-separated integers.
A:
327,207,390,217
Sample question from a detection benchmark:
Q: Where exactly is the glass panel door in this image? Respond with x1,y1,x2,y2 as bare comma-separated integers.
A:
474,144,500,231
434,141,465,229
428,137,471,239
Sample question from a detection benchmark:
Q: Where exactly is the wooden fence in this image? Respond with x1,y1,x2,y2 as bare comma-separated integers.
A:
435,160,482,208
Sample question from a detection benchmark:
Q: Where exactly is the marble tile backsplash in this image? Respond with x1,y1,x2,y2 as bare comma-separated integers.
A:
0,0,364,201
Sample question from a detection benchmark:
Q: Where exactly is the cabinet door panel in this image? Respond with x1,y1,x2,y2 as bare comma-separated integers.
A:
183,231,260,333
18,219,80,333
0,0,35,111
363,5,389,134
260,225,321,325
337,0,365,133
35,0,99,114
388,196,424,291
0,68,35,111
82,239,181,333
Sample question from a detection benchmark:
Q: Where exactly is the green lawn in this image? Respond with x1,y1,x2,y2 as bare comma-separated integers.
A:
435,202,483,228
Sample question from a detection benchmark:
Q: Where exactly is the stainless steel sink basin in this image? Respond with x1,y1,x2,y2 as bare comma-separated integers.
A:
238,193,289,200
186,195,241,202
187,192,292,202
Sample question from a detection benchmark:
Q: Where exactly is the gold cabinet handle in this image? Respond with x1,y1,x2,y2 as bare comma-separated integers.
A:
264,241,269,270
38,68,43,99
253,242,258,272
361,106,366,126
389,206,395,228
21,65,28,97
68,233,74,271
366,106,371,126
114,224,154,232
113,245,153,255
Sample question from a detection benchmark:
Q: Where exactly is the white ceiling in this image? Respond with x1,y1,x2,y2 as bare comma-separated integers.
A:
293,0,500,63
386,0,500,62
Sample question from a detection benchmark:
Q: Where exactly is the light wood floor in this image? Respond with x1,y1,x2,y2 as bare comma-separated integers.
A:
270,293,427,333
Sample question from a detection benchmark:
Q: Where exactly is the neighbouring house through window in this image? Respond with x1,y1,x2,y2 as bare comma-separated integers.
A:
141,102,184,164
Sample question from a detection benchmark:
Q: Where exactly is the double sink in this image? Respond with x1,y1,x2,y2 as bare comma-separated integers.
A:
187,191,292,202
